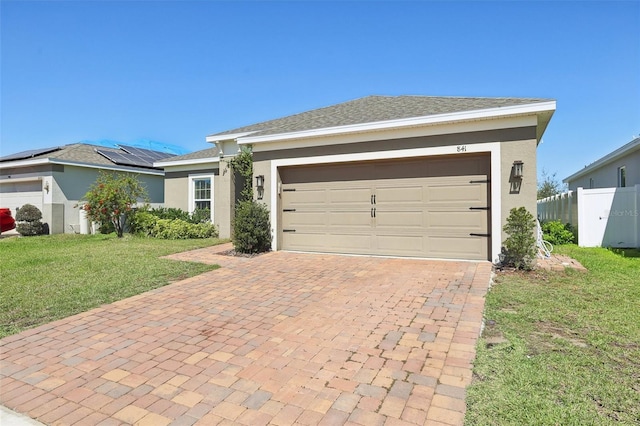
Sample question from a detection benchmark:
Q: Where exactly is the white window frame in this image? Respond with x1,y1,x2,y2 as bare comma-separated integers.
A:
188,174,214,222
618,166,626,188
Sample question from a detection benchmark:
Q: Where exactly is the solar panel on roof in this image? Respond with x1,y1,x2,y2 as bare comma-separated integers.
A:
96,149,154,168
120,145,175,161
0,146,62,162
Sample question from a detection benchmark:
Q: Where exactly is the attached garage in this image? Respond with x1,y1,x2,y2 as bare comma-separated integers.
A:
205,95,556,262
279,154,490,260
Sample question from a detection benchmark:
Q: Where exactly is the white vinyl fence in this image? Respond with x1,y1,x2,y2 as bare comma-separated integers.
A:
537,184,640,248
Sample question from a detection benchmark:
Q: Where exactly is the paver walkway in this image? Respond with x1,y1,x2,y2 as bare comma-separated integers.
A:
1,244,492,425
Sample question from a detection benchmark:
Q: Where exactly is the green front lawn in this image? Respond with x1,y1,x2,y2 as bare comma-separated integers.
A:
0,234,225,338
466,246,640,425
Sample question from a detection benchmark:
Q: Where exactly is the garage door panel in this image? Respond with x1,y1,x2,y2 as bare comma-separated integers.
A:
376,235,424,254
329,187,371,204
282,232,373,252
328,211,372,228
428,211,488,231
283,211,328,228
375,210,424,228
427,236,486,260
375,185,423,204
282,188,327,206
427,184,487,204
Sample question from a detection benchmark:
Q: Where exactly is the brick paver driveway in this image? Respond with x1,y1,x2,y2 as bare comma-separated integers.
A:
1,244,492,425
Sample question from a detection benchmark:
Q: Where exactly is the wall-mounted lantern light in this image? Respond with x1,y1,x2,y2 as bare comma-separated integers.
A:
43,181,50,193
512,161,524,179
256,175,265,200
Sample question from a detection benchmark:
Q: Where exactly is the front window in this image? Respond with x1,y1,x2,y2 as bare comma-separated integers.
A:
189,175,214,221
193,178,211,210
618,166,626,187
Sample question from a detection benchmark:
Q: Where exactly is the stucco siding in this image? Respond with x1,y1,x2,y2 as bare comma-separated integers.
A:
164,176,189,210
500,138,538,243
567,149,640,190
52,166,164,233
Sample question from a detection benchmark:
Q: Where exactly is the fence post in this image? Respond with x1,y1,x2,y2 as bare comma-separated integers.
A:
636,185,640,248
577,187,585,247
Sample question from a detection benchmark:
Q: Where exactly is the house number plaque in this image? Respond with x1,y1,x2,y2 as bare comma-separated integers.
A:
457,145,467,152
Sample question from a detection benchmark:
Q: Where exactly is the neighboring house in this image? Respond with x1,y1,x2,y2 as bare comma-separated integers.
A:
0,143,174,234
564,136,640,190
157,95,556,261
537,136,640,249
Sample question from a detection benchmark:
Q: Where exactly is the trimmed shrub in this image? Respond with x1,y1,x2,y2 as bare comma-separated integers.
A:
147,207,190,221
502,207,536,270
233,200,271,253
15,204,46,236
15,204,42,222
129,211,218,239
541,220,575,245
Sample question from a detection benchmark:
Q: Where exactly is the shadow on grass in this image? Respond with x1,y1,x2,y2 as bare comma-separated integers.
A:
607,247,640,258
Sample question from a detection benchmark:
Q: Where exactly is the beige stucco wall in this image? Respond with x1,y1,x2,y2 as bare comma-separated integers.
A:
164,176,189,210
499,138,538,244
567,149,640,190
215,164,235,239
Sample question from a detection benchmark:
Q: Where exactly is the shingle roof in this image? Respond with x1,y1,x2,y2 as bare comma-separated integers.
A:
0,143,173,171
209,95,553,139
155,146,219,164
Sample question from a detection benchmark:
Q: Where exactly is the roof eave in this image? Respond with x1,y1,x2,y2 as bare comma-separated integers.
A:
0,157,165,176
236,100,557,145
154,157,220,168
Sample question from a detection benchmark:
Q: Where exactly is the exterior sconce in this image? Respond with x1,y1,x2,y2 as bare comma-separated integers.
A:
44,181,50,193
512,161,524,179
255,175,265,200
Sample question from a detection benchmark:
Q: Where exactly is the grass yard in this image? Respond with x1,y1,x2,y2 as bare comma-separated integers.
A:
0,234,225,338
466,246,640,425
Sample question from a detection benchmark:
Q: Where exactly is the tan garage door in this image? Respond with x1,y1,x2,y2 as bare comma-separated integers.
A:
279,153,491,260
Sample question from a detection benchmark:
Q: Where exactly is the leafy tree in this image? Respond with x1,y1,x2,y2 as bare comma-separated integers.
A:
502,207,537,270
81,171,148,237
537,169,565,199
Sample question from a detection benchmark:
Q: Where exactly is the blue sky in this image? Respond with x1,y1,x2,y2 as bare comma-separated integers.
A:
1,1,638,182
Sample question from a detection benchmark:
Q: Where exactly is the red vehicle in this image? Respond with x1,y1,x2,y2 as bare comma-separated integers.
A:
0,208,16,233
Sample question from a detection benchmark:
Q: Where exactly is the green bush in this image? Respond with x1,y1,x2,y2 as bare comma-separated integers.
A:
129,211,218,239
502,207,536,270
148,207,190,221
189,208,211,224
15,204,42,222
541,220,575,245
129,211,157,236
15,204,46,236
233,200,272,253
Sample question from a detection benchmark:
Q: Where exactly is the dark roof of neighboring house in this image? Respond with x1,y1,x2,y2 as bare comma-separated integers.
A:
0,143,176,170
155,146,219,164
208,95,553,139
